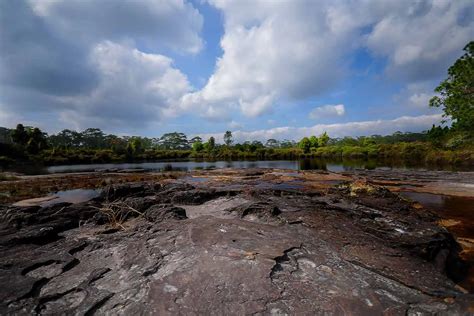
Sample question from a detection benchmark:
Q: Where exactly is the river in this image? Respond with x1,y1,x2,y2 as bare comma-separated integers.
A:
4,158,470,175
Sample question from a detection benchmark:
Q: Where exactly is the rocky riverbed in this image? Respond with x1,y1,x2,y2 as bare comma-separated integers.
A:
1,168,473,314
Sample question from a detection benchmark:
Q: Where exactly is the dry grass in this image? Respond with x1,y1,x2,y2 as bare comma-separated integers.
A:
92,200,144,229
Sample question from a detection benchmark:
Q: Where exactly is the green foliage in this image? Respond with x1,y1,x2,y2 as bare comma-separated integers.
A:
318,132,329,147
430,41,474,133
1,123,473,167
309,136,319,149
265,139,279,148
159,132,189,150
204,136,216,151
192,141,204,152
299,137,311,153
223,131,233,146
11,124,29,146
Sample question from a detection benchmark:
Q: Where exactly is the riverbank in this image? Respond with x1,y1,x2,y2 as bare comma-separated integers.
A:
2,142,474,169
0,168,473,314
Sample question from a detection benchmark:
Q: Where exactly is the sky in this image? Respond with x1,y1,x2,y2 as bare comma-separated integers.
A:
0,0,473,142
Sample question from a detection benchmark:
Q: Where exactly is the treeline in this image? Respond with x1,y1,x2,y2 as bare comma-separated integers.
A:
0,123,472,166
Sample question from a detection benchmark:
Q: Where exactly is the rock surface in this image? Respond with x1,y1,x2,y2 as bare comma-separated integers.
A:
0,168,473,315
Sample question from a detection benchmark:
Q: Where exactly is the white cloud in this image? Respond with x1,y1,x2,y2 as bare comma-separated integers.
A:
309,104,345,120
409,93,431,108
180,1,356,119
55,41,192,130
197,114,443,143
228,120,243,129
180,0,473,121
28,0,203,54
366,1,473,81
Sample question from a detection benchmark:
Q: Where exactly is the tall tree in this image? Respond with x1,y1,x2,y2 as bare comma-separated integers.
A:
159,132,189,150
430,41,474,133
309,136,319,149
318,132,330,147
205,136,216,151
11,124,29,146
265,139,279,148
299,137,311,153
223,131,233,146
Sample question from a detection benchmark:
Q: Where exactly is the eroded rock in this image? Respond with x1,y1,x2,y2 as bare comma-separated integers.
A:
0,168,471,315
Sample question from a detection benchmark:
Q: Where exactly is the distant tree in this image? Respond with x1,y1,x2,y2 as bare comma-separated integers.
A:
430,41,474,133
25,128,48,154
318,132,330,147
203,137,216,152
11,124,29,146
265,139,279,148
309,136,319,149
159,132,189,150
189,136,203,145
81,128,105,148
427,124,449,146
224,131,233,146
208,136,215,150
192,141,204,152
129,137,144,155
280,139,295,148
299,137,311,153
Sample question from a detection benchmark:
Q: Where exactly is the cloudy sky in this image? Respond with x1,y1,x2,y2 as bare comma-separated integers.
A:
0,0,472,142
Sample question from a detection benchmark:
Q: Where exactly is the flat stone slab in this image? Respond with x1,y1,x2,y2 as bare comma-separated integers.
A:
0,168,472,315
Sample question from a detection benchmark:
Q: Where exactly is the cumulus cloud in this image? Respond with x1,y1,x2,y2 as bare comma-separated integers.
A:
182,0,472,120
228,121,243,129
309,104,345,120
197,114,443,143
0,0,202,131
57,41,192,129
0,0,471,134
180,0,354,118
28,0,203,54
366,0,473,81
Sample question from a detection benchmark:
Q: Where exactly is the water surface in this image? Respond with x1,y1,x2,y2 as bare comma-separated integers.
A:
7,158,465,175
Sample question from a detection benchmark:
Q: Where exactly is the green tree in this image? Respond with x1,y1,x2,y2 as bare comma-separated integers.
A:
189,136,203,146
130,138,144,155
265,139,279,148
159,132,189,150
430,41,474,133
81,128,105,148
25,128,48,154
224,131,233,146
299,137,311,153
11,124,29,146
318,132,330,147
207,136,215,150
192,141,204,152
309,136,319,149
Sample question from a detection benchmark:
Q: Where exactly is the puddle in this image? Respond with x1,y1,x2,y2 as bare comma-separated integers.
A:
399,191,474,292
183,176,210,183
14,189,100,207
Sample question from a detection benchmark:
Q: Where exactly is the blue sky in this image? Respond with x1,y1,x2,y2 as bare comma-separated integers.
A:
0,0,472,142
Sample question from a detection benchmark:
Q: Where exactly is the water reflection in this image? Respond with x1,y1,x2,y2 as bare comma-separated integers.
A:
3,158,468,175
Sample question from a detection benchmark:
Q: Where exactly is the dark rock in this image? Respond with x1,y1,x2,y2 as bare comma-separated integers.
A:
0,170,471,315
144,204,187,222
171,189,223,205
228,201,281,223
122,196,157,212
